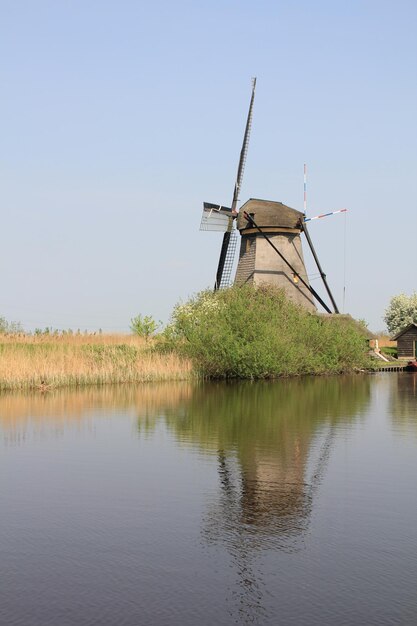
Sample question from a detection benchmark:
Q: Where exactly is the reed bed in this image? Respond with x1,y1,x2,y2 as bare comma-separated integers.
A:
0,333,146,345
0,334,193,391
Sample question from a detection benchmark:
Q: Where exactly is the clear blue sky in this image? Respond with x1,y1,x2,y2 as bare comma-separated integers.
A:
1,0,416,332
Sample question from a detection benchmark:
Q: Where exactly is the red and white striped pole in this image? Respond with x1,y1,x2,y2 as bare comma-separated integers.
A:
304,208,347,222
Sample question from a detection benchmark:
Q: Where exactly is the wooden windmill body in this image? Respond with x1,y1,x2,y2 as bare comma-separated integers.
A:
234,199,316,311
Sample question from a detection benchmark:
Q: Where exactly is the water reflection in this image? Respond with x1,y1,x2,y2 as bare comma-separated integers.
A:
389,373,417,434
0,378,371,537
0,377,372,624
155,377,371,623
0,383,193,446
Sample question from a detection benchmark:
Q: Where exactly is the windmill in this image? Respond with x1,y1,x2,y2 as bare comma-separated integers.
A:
200,81,342,315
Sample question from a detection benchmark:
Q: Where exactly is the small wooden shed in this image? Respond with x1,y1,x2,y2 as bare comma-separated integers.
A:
393,323,417,359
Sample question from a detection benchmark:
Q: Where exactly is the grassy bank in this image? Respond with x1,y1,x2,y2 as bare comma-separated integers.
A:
0,334,193,391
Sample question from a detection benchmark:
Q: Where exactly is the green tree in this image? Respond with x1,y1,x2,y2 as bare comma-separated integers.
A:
130,314,161,339
384,292,417,335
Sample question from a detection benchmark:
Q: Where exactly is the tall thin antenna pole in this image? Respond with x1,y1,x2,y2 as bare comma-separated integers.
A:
303,163,307,217
342,210,347,313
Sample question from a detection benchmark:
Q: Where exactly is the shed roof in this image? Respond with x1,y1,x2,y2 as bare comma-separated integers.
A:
392,322,417,340
237,198,304,231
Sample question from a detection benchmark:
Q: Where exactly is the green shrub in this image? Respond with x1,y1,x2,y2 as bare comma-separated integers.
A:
130,314,161,339
161,285,370,379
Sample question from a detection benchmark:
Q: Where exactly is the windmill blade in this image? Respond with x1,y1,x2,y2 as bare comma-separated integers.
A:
215,78,256,290
203,202,233,216
232,77,256,212
200,202,233,232
218,227,238,288
304,208,347,223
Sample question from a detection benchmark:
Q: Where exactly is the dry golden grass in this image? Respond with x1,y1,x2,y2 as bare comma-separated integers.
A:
0,333,145,345
0,334,193,391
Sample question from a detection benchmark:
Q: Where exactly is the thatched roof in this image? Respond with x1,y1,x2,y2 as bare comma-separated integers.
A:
237,198,304,230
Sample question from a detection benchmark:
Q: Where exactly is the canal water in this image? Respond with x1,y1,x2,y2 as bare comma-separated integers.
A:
1,374,416,625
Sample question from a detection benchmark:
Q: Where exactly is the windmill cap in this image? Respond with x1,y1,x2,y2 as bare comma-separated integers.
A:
237,198,304,231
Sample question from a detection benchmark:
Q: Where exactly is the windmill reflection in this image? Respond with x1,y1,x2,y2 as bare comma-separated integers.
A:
161,377,370,623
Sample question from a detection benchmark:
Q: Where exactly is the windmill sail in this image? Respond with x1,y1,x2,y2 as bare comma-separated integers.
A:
199,203,232,232
213,78,257,290
218,227,238,288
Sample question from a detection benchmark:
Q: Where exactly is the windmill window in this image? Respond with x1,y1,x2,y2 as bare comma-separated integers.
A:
246,238,251,253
